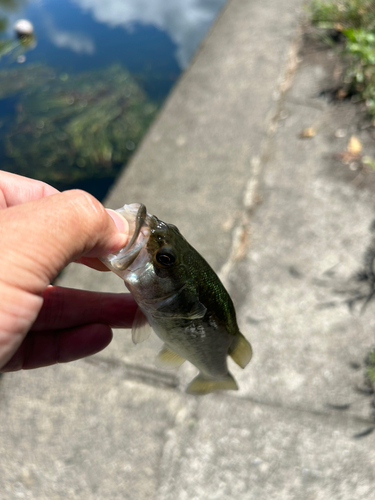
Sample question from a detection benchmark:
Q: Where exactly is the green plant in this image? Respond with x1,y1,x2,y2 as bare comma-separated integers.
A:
343,28,375,112
0,1,32,60
310,0,375,30
310,0,375,115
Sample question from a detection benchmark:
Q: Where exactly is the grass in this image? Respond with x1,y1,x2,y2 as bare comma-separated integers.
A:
310,0,375,115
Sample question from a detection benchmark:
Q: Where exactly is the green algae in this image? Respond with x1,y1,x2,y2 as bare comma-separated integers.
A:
0,64,158,189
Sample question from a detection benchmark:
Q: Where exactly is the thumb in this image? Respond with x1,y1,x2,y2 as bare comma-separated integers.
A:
0,189,129,294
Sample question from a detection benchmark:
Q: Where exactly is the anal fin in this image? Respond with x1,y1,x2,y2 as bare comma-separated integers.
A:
156,345,186,370
229,332,252,368
186,372,238,395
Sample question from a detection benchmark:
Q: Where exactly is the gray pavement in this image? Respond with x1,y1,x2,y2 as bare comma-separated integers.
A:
2,0,375,498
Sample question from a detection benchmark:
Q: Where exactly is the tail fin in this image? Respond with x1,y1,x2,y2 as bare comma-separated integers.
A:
186,372,238,396
229,332,252,368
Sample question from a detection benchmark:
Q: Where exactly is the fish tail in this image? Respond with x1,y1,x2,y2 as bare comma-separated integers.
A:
229,332,252,369
186,371,238,396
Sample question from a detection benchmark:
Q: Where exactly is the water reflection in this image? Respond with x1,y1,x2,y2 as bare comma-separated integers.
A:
45,15,95,55
73,0,227,67
0,0,227,199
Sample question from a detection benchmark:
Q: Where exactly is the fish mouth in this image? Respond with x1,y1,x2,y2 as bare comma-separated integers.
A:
100,203,151,277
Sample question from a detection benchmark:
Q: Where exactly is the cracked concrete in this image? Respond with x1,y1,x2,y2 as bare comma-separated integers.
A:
2,0,375,498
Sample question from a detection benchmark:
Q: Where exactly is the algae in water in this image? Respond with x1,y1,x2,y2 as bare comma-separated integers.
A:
0,64,158,189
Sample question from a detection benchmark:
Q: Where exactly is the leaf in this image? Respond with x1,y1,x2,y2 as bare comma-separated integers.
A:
300,127,316,138
347,135,362,155
362,156,375,171
343,28,356,42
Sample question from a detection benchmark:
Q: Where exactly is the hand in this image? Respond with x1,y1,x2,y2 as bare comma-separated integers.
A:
0,171,138,372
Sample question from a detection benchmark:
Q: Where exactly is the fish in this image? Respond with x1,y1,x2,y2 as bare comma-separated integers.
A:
101,203,252,395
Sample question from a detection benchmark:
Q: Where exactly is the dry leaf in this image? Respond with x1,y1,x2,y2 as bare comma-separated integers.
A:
347,135,362,155
336,88,347,100
336,135,363,164
300,127,316,138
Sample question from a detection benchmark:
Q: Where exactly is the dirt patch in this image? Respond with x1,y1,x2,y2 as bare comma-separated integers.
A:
299,26,375,193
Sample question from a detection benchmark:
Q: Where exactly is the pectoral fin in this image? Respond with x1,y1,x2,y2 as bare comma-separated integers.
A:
178,300,207,320
132,307,152,344
229,332,252,368
186,372,238,395
151,285,207,320
156,345,186,370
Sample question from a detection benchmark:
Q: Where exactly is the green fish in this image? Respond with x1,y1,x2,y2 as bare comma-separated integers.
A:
101,203,252,395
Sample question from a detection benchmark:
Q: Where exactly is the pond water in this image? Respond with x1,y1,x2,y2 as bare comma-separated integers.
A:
0,0,226,200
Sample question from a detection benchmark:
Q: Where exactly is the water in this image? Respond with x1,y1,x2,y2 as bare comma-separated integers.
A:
0,0,226,200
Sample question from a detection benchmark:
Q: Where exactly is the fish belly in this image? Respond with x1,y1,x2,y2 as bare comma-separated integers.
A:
150,317,232,380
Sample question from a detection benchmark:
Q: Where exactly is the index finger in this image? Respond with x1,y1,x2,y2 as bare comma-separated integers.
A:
0,171,59,209
33,286,138,330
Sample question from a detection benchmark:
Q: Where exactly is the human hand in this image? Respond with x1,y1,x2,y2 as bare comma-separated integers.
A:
0,171,138,372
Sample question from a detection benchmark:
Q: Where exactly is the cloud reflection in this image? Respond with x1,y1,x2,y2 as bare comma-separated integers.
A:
45,16,95,55
73,0,226,67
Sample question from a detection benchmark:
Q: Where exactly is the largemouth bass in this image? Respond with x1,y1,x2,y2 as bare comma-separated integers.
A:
101,203,252,395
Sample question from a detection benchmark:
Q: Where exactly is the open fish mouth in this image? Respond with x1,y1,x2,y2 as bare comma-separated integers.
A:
101,203,151,277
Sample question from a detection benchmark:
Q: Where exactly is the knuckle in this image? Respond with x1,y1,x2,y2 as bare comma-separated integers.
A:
65,190,107,230
56,190,116,256
65,189,100,210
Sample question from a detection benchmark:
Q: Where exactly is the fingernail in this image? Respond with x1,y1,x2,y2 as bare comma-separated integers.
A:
106,209,129,234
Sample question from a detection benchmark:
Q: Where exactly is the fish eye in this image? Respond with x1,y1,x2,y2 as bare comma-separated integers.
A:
155,249,176,267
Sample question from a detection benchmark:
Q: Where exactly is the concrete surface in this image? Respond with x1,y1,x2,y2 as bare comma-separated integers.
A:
2,0,375,499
